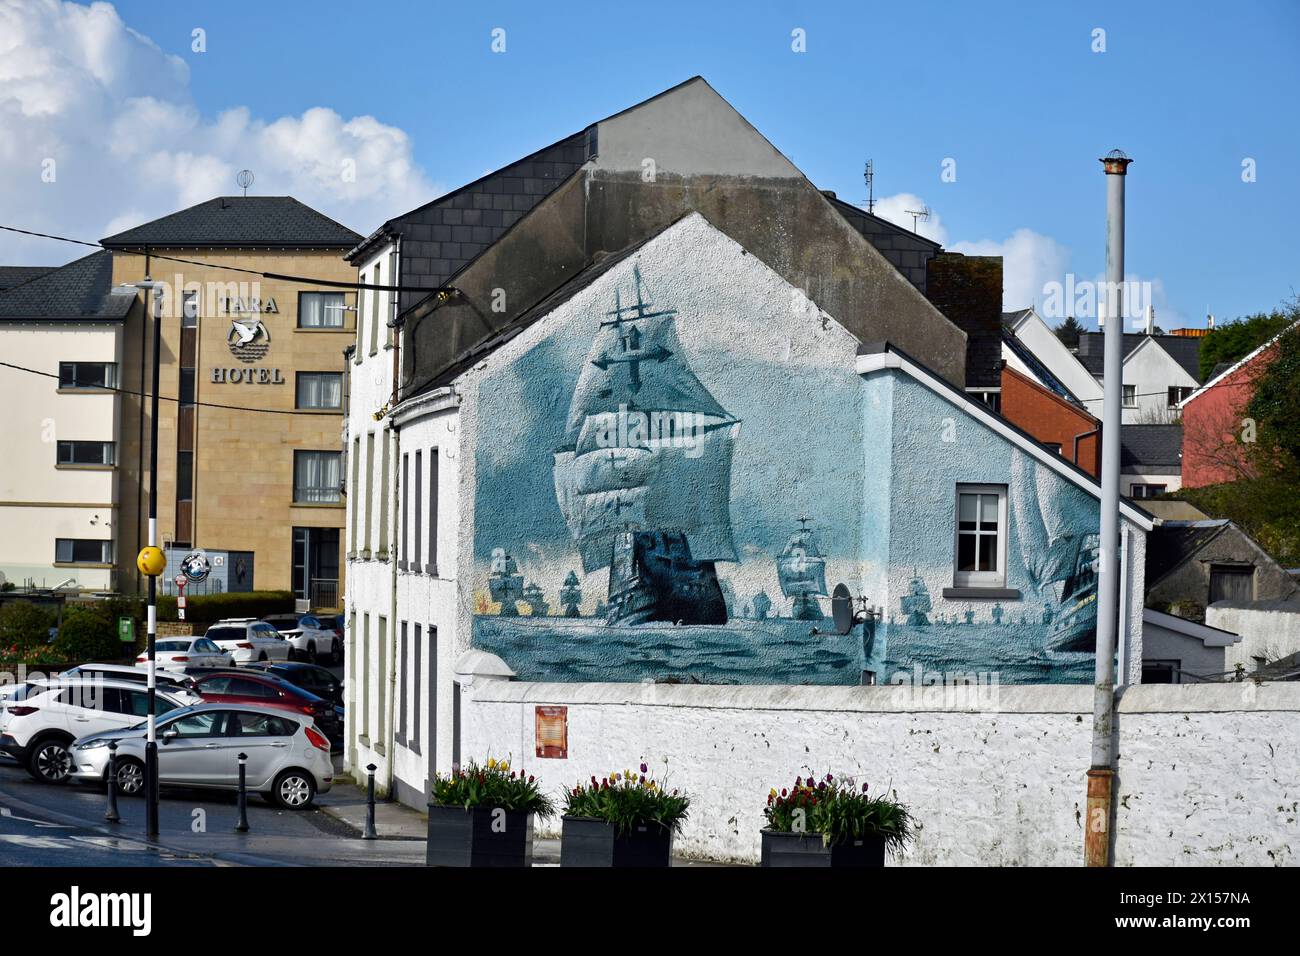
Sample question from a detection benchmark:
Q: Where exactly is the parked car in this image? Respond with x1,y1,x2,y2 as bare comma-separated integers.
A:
137,637,232,670
58,663,200,699
244,661,343,707
71,703,333,809
262,614,342,665
203,618,292,664
0,679,191,783
191,671,340,740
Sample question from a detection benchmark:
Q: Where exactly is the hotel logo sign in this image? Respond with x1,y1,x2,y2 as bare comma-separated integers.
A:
213,294,284,383
227,317,271,363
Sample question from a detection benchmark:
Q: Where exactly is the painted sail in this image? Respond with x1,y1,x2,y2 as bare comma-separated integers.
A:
1011,452,1078,592
776,523,828,598
553,266,739,574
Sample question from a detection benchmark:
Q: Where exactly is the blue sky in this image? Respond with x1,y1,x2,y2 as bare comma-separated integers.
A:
8,0,1299,328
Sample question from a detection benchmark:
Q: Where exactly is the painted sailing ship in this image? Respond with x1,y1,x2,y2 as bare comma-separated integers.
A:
751,590,772,621
900,572,932,626
776,517,827,620
1049,533,1099,651
488,548,524,616
559,571,582,617
553,266,740,626
521,582,550,617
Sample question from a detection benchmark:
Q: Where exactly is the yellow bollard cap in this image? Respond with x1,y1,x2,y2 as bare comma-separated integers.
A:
136,546,166,577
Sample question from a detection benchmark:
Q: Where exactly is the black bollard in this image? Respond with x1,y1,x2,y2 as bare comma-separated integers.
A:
363,762,378,840
234,752,250,833
104,741,120,824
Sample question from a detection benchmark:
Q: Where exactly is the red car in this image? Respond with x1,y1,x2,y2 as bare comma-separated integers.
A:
191,671,339,737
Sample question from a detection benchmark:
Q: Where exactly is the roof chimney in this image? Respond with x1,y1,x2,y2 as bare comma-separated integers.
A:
1145,304,1155,335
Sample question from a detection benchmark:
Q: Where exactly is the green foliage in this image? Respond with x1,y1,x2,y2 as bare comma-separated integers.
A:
1245,325,1300,470
430,758,555,817
158,590,295,626
763,773,912,850
1180,475,1300,568
1055,316,1084,349
0,600,57,659
564,763,691,836
52,605,123,661
1198,307,1296,380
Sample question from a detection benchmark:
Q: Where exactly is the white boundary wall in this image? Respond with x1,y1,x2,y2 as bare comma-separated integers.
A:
459,677,1300,866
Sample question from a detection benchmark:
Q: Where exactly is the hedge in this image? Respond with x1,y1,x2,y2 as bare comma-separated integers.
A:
157,590,297,627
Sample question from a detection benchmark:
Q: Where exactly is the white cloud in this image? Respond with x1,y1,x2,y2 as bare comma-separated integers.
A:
950,228,1072,314
0,0,439,264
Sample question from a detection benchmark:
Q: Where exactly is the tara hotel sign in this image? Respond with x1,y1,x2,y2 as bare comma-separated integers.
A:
212,294,285,383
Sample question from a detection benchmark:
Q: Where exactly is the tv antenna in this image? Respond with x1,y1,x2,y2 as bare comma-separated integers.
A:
905,205,931,233
863,159,875,214
236,169,254,197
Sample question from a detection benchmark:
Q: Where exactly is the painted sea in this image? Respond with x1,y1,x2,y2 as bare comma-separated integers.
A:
472,614,1096,685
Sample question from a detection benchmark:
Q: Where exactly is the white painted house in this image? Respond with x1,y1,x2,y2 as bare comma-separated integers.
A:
0,253,135,592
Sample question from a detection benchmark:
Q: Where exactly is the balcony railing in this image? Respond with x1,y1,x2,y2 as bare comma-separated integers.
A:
309,578,340,610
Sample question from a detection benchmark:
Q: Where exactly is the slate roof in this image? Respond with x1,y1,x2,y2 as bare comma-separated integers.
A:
351,131,593,312
0,266,55,291
0,251,134,322
1001,327,1080,403
101,197,362,249
1120,424,1184,468
1144,520,1230,588
826,196,940,293
1076,331,1203,381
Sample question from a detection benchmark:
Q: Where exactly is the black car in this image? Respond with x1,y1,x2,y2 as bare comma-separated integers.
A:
245,662,344,708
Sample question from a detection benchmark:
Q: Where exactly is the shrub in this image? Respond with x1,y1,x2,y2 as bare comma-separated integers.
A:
763,773,912,850
430,758,555,816
52,605,123,661
564,763,691,835
0,600,57,659
157,590,296,626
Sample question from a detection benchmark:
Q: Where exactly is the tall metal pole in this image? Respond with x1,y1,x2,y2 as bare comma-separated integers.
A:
1087,150,1132,867
136,262,161,839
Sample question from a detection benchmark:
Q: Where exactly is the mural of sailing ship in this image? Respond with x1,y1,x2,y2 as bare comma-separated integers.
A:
560,571,582,617
900,572,932,626
521,582,550,617
552,265,740,627
488,549,524,616
777,517,827,620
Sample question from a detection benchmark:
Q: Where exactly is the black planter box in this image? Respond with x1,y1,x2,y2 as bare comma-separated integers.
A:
426,804,534,867
760,829,886,867
560,816,674,867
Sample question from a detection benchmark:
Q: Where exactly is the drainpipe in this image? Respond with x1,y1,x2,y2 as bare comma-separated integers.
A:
1072,427,1100,475
1087,149,1132,868
383,239,402,796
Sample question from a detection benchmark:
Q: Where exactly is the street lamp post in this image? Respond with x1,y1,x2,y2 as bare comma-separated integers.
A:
135,273,162,839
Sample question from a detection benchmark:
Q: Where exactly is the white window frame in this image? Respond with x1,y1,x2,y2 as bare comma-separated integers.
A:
1121,384,1138,407
953,484,1008,588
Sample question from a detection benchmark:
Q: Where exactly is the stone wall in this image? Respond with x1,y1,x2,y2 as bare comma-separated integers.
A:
459,676,1300,865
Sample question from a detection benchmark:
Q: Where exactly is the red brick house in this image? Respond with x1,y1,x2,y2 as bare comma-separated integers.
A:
1179,323,1297,488
1000,364,1101,477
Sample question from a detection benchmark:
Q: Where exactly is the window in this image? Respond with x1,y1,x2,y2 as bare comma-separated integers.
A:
178,369,195,405
1142,661,1178,684
379,431,390,556
57,440,114,466
58,362,115,389
428,448,439,574
1043,442,1063,456
360,613,370,741
299,292,346,329
369,263,381,354
954,485,1007,588
166,711,224,737
181,290,199,327
1167,386,1194,408
412,623,423,756
1209,565,1254,604
55,538,111,564
296,372,343,410
1122,385,1138,407
377,616,387,746
230,713,297,737
397,621,408,746
177,450,193,502
413,450,423,572
1129,483,1166,499
349,436,361,550
294,450,341,503
401,452,410,568
363,432,375,552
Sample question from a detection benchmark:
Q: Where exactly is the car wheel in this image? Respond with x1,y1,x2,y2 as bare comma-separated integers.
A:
330,639,343,666
271,769,316,810
113,756,145,796
257,652,268,662
27,736,74,784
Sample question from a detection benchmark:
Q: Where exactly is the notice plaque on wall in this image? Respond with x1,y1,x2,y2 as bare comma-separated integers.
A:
535,706,568,759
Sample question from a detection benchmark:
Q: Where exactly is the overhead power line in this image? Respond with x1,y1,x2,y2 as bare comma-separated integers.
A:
0,223,457,295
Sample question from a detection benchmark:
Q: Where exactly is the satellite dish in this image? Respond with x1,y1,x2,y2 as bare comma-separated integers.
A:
236,169,254,196
831,583,856,635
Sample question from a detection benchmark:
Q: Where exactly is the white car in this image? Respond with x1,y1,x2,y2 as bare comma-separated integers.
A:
0,678,191,783
136,636,232,670
59,663,200,701
204,619,292,664
261,614,341,664
71,702,334,809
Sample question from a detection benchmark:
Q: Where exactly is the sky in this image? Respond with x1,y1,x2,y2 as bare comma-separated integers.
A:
2,0,1297,330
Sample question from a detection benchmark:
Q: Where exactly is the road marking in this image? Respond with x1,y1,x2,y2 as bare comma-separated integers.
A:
0,806,74,828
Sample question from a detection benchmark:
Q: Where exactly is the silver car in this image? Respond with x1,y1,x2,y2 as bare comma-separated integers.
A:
70,703,334,809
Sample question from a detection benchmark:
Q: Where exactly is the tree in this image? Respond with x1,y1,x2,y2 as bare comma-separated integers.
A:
1198,300,1297,380
1055,316,1084,349
1246,324,1300,472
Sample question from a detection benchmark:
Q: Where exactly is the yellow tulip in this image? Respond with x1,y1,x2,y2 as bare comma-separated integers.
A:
500,760,510,772
487,758,497,769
